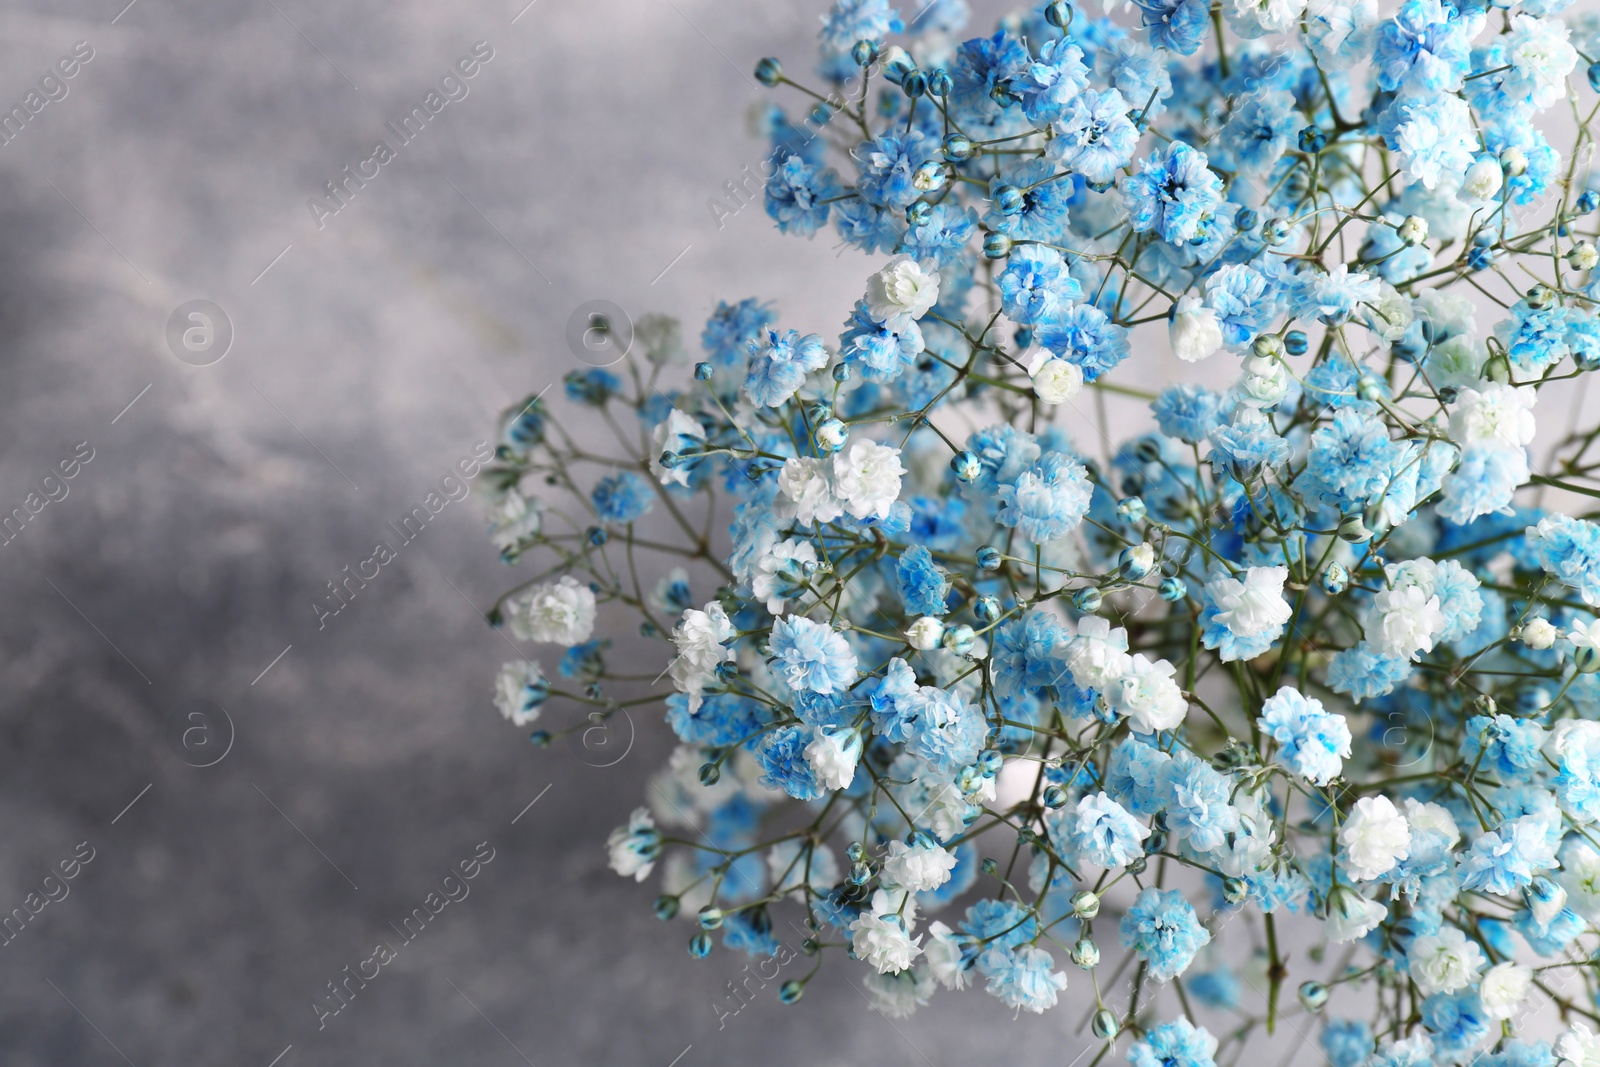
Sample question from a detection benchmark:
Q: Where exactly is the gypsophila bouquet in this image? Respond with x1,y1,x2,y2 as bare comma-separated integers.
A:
480,0,1600,1062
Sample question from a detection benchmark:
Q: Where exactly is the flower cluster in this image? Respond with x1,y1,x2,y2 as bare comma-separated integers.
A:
482,0,1600,1061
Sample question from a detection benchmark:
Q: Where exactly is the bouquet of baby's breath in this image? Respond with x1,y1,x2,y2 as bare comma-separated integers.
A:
481,1,1600,1062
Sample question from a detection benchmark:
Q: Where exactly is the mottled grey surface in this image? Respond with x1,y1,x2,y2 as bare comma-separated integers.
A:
0,1,1501,1064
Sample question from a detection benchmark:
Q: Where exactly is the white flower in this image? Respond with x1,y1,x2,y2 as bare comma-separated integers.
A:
1225,0,1307,38
804,726,862,790
1028,355,1084,405
668,601,736,701
1479,961,1533,1021
1365,583,1445,659
649,409,706,488
1401,798,1458,849
923,920,971,989
778,456,844,524
1172,292,1223,362
1338,795,1411,881
1460,156,1503,201
1208,565,1292,639
1066,616,1132,691
751,538,818,615
865,254,941,326
1108,654,1188,733
882,839,958,893
1570,619,1600,655
1521,617,1558,650
493,660,546,727
850,888,923,973
1407,926,1485,996
832,439,905,521
606,807,658,882
1556,838,1600,921
509,575,597,644
1362,282,1413,342
1450,383,1537,449
488,485,543,554
1505,14,1578,111
1324,886,1388,943
1557,1022,1600,1067
1304,0,1378,70
1236,354,1292,408
906,616,945,651
861,966,935,1018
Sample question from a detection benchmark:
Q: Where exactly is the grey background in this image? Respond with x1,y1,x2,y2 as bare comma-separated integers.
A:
0,0,1578,1064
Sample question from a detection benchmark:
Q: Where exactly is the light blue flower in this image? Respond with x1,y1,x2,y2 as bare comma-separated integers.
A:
1459,813,1559,896
1122,141,1224,245
998,245,1081,325
1153,384,1227,444
1120,886,1211,981
995,452,1094,543
764,154,841,237
1261,687,1351,786
1033,302,1129,381
1053,791,1149,868
1157,749,1241,852
1048,88,1139,187
743,328,829,408
770,615,859,695
591,470,655,525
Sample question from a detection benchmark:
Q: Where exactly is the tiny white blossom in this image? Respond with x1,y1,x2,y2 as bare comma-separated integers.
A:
1450,383,1537,450
906,616,945,651
1108,654,1188,733
1172,292,1224,362
778,456,844,525
881,839,958,893
850,888,923,973
751,538,818,615
649,409,706,488
1027,354,1084,405
1338,795,1411,881
509,575,597,645
493,660,547,727
1325,886,1388,943
668,601,736,702
488,485,543,554
923,920,971,989
606,807,659,882
1520,617,1558,650
1407,926,1485,997
1066,616,1133,691
1557,1021,1600,1067
1209,565,1292,639
1461,156,1504,201
1365,584,1445,659
865,254,941,326
804,726,862,790
1479,961,1533,1021
832,439,906,521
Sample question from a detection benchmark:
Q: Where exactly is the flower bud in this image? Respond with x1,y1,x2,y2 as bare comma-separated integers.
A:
943,133,973,161
993,184,1024,215
901,69,927,97
754,57,782,87
698,905,724,930
1569,241,1599,272
1091,1008,1119,1040
1321,561,1349,595
912,160,945,192
906,616,945,651
850,40,877,66
1117,497,1147,523
689,931,713,958
951,450,981,482
976,545,1002,571
654,895,679,921
1118,543,1156,581
1222,877,1249,904
1029,356,1083,404
1073,587,1103,613
927,69,953,97
1072,938,1100,969
942,624,976,655
1463,156,1503,200
694,361,714,381
974,595,1000,623
1158,576,1187,602
1298,981,1329,1011
1261,217,1291,245
1396,215,1428,246
815,417,848,453
1042,785,1068,809
1070,890,1100,919
1500,146,1528,177
1519,617,1556,650
983,232,1012,258
778,979,805,1003
1337,514,1371,543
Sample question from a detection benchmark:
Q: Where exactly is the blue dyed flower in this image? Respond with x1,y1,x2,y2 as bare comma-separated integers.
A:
1459,813,1559,896
591,469,655,525
1122,141,1224,245
1157,749,1241,852
702,299,777,371
1206,263,1283,347
764,153,841,237
1052,791,1149,869
1011,38,1089,126
1327,644,1412,701
1120,886,1211,981
1033,302,1129,381
770,615,859,695
896,544,951,617
1129,1018,1218,1067
1106,737,1172,817
1048,88,1139,187
856,129,939,209
1527,514,1600,605
743,328,829,408
1261,686,1351,786
996,452,1094,544
1219,89,1298,176
998,245,1081,325
757,725,826,800
1153,384,1227,444
818,0,903,52
840,298,922,383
